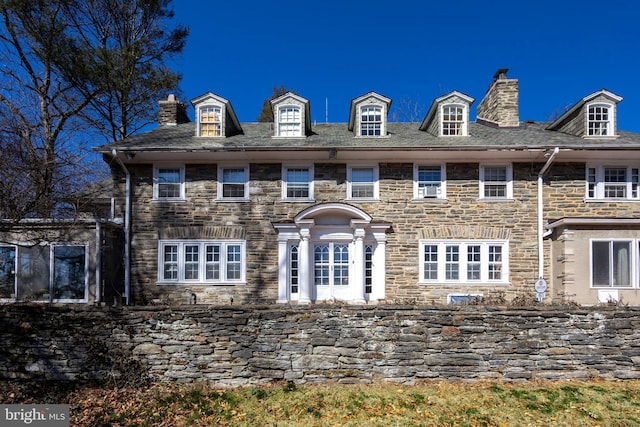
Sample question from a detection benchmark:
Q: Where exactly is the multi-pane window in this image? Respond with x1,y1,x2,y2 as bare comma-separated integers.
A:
587,104,612,136
278,106,302,137
415,165,445,198
282,166,313,200
218,166,249,200
289,244,299,294
364,245,373,294
442,105,465,136
360,106,382,136
586,165,640,200
199,106,222,136
420,241,508,283
591,240,632,287
154,167,184,200
159,241,245,283
480,165,512,199
314,243,349,286
348,166,378,199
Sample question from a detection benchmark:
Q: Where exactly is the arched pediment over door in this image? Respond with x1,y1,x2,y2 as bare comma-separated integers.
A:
273,203,391,304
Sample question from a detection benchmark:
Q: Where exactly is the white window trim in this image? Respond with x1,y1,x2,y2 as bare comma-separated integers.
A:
153,165,186,201
419,240,510,285
0,244,17,301
479,164,513,200
440,103,468,137
275,105,303,137
359,105,385,137
589,238,636,289
585,102,615,138
281,164,314,201
217,165,250,201
413,164,447,200
586,164,640,201
197,104,224,137
347,164,379,200
157,240,246,285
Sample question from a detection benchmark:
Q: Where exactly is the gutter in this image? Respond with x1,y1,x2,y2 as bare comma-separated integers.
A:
95,221,101,304
112,149,131,305
537,147,560,281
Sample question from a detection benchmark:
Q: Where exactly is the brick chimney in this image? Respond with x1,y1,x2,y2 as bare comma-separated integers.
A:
158,94,190,126
476,68,519,128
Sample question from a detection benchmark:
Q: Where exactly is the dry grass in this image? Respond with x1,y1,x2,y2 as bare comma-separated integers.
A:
58,379,640,426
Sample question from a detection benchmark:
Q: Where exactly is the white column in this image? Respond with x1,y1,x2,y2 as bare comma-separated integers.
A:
298,221,313,304
351,221,367,304
371,225,390,301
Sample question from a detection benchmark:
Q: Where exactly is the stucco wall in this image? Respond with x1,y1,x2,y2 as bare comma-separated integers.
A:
1,305,639,387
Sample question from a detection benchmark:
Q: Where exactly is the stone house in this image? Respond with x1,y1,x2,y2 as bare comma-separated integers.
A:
96,69,640,306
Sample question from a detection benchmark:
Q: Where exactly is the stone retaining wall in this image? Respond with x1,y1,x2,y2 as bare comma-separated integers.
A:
1,305,639,387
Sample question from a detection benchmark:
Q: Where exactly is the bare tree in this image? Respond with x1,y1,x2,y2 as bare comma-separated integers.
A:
390,98,425,122
257,85,296,122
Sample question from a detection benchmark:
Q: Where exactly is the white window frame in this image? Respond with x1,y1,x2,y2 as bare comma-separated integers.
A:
158,240,246,285
217,165,250,201
479,164,513,199
590,239,635,289
197,105,223,137
586,164,640,201
359,105,383,137
282,165,314,201
440,104,467,136
586,103,614,137
347,165,379,200
414,164,446,199
153,165,185,201
277,106,302,137
419,240,509,284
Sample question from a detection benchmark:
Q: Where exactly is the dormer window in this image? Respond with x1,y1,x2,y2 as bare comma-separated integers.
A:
441,104,466,136
348,92,391,138
360,106,382,136
278,106,302,137
190,92,243,138
199,106,222,136
419,91,474,137
587,104,613,136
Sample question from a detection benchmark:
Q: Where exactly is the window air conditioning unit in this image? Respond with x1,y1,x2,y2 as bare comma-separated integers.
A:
418,186,438,198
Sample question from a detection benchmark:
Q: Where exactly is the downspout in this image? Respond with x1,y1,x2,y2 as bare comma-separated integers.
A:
112,149,131,305
537,147,559,280
95,220,101,304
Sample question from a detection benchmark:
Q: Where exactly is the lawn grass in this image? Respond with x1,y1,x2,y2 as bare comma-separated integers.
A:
64,379,640,426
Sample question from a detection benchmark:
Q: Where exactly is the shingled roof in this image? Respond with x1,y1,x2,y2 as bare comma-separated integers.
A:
96,120,640,154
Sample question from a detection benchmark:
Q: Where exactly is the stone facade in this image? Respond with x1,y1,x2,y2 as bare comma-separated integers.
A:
2,305,639,386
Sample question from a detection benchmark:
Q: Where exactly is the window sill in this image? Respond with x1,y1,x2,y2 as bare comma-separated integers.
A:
585,198,640,203
418,281,511,287
157,281,246,286
412,198,448,203
215,198,251,203
477,198,514,202
347,198,380,202
153,198,186,203
281,198,315,203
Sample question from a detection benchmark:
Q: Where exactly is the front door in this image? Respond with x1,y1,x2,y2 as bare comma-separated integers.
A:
313,243,350,300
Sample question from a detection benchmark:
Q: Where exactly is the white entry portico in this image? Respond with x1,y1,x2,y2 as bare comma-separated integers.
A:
273,203,390,304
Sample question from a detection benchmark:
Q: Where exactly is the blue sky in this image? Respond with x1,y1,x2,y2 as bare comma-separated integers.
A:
171,0,640,131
